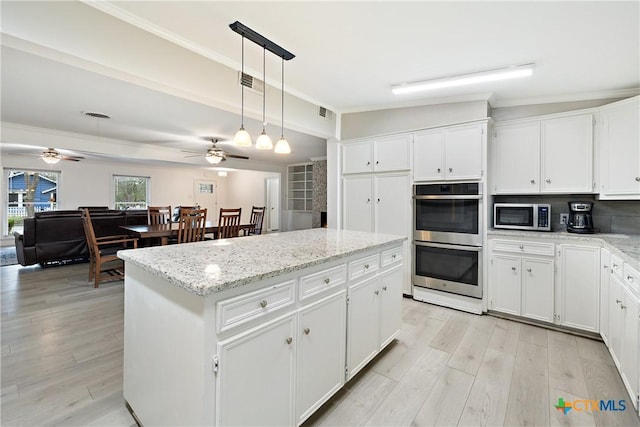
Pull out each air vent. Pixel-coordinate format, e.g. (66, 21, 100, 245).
(318, 106, 334, 119)
(238, 71, 264, 95)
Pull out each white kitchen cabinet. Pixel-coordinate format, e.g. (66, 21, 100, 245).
(608, 273, 625, 369)
(342, 175, 373, 232)
(493, 113, 594, 194)
(216, 313, 297, 427)
(598, 96, 640, 199)
(379, 265, 403, 348)
(600, 247, 611, 345)
(297, 290, 346, 424)
(489, 241, 554, 323)
(621, 284, 639, 410)
(342, 135, 410, 174)
(557, 244, 600, 333)
(413, 122, 484, 181)
(346, 275, 380, 378)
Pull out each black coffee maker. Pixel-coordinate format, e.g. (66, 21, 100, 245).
(567, 201, 595, 234)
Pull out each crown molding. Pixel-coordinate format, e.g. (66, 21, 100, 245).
(341, 92, 494, 115)
(490, 88, 640, 108)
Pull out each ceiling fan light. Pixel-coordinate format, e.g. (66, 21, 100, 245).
(42, 155, 61, 165)
(255, 130, 273, 150)
(233, 127, 252, 147)
(205, 153, 223, 164)
(274, 136, 291, 154)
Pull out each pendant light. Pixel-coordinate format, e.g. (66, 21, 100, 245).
(274, 55, 291, 154)
(255, 46, 273, 150)
(233, 36, 252, 147)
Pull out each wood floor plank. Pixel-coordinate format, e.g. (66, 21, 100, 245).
(366, 347, 450, 426)
(518, 323, 549, 347)
(547, 329, 589, 397)
(411, 366, 475, 427)
(575, 335, 615, 366)
(457, 348, 515, 427)
(487, 317, 521, 355)
(504, 340, 550, 426)
(429, 310, 473, 354)
(447, 314, 496, 375)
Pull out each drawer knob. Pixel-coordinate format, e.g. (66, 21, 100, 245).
(526, 268, 532, 273)
(635, 177, 640, 182)
(324, 278, 331, 284)
(616, 299, 622, 304)
(530, 179, 535, 184)
(259, 300, 268, 308)
(511, 267, 517, 271)
(603, 265, 608, 269)
(303, 328, 310, 335)
(519, 245, 524, 250)
(364, 264, 370, 269)
(286, 337, 293, 345)
(621, 304, 627, 310)
(546, 179, 551, 184)
(613, 263, 618, 268)
(382, 286, 388, 291)
(391, 254, 396, 259)
(367, 161, 370, 166)
(449, 167, 453, 173)
(627, 275, 634, 282)
(437, 168, 441, 173)
(376, 160, 379, 165)
(374, 290, 380, 295)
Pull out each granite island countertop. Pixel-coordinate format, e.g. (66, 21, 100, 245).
(118, 228, 406, 297)
(488, 229, 640, 271)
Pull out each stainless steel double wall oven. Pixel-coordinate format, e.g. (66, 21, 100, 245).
(413, 182, 483, 298)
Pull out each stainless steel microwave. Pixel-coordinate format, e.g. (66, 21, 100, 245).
(494, 203, 551, 231)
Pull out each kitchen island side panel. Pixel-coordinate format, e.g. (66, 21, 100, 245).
(123, 263, 211, 427)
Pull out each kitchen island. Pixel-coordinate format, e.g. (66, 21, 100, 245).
(118, 228, 406, 426)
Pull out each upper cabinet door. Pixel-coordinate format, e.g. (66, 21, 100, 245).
(599, 97, 640, 199)
(445, 123, 483, 181)
(342, 176, 373, 232)
(374, 135, 411, 172)
(343, 140, 373, 174)
(541, 113, 593, 193)
(413, 130, 444, 181)
(493, 122, 540, 194)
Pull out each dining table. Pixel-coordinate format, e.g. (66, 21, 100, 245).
(121, 221, 254, 246)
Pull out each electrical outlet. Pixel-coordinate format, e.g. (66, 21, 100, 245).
(560, 213, 569, 225)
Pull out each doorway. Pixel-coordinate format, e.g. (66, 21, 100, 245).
(265, 177, 280, 232)
(193, 180, 218, 220)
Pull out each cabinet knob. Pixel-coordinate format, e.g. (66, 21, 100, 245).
(511, 267, 517, 271)
(377, 198, 381, 203)
(635, 177, 640, 182)
(374, 290, 379, 295)
(546, 179, 551, 184)
(526, 268, 532, 272)
(391, 254, 396, 259)
(603, 265, 608, 269)
(303, 328, 310, 335)
(627, 275, 634, 282)
(382, 285, 388, 291)
(324, 278, 331, 284)
(449, 168, 453, 173)
(621, 304, 627, 310)
(519, 245, 524, 250)
(286, 337, 293, 344)
(530, 179, 536, 184)
(367, 161, 370, 166)
(616, 299, 622, 304)
(259, 300, 268, 308)
(367, 198, 371, 203)
(376, 161, 379, 165)
(613, 263, 618, 268)
(437, 168, 441, 173)
(364, 264, 369, 269)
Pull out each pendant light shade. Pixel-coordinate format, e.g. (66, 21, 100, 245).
(275, 55, 291, 154)
(256, 46, 273, 150)
(234, 36, 252, 147)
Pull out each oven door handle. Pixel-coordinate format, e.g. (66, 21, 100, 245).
(413, 195, 482, 200)
(413, 241, 483, 252)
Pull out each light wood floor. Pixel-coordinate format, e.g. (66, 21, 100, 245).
(2, 263, 639, 427)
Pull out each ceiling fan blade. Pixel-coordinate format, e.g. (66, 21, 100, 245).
(225, 154, 250, 160)
(60, 155, 84, 161)
(180, 149, 202, 155)
(183, 154, 203, 158)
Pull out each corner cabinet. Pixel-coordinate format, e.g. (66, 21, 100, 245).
(492, 112, 594, 194)
(413, 122, 485, 181)
(598, 96, 640, 199)
(342, 134, 411, 174)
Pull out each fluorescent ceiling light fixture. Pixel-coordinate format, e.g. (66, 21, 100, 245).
(392, 63, 535, 95)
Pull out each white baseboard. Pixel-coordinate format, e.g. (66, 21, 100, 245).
(412, 287, 483, 315)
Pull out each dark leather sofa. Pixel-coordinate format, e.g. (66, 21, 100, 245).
(14, 208, 147, 266)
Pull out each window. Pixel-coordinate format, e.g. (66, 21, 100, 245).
(4, 168, 60, 235)
(287, 163, 313, 211)
(113, 175, 150, 210)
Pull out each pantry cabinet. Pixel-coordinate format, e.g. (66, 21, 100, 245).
(598, 96, 640, 199)
(342, 135, 411, 174)
(492, 113, 594, 194)
(413, 122, 484, 181)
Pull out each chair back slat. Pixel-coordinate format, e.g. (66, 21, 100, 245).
(177, 207, 207, 243)
(148, 206, 172, 225)
(249, 206, 265, 235)
(218, 208, 241, 239)
(82, 208, 98, 257)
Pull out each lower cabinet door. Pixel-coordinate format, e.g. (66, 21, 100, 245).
(490, 254, 522, 316)
(621, 286, 639, 410)
(216, 313, 296, 427)
(297, 291, 346, 424)
(521, 257, 554, 323)
(559, 245, 600, 332)
(347, 276, 380, 379)
(608, 274, 625, 368)
(379, 266, 403, 348)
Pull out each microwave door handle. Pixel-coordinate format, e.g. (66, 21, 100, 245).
(414, 241, 482, 252)
(413, 195, 483, 200)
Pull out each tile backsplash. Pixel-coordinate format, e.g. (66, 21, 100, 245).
(492, 195, 640, 235)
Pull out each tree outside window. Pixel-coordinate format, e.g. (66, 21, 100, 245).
(114, 175, 149, 210)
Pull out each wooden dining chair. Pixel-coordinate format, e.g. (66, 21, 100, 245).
(176, 207, 207, 243)
(218, 208, 242, 239)
(247, 206, 265, 236)
(81, 209, 138, 288)
(148, 206, 172, 225)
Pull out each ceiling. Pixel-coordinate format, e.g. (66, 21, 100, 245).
(1, 1, 639, 170)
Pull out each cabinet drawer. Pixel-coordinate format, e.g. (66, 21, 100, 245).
(491, 239, 555, 256)
(216, 281, 295, 333)
(610, 253, 624, 278)
(348, 254, 380, 281)
(381, 246, 403, 269)
(299, 264, 347, 301)
(623, 264, 639, 295)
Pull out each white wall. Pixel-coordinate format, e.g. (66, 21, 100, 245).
(221, 170, 280, 225)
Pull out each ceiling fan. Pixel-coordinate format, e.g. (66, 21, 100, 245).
(183, 139, 250, 164)
(40, 147, 84, 164)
